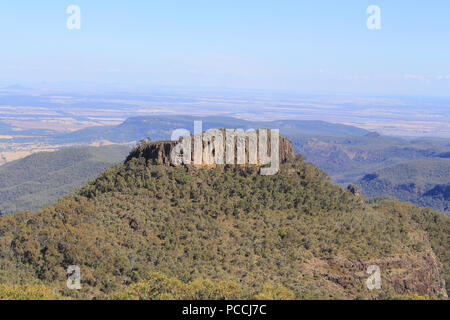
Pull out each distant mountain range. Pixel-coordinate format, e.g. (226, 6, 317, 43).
(48, 115, 370, 144)
(0, 145, 130, 214)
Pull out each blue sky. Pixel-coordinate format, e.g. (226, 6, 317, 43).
(1, 0, 450, 95)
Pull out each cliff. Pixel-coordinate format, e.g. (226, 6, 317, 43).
(125, 129, 295, 166)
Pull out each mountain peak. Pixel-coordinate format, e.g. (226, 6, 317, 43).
(125, 129, 295, 168)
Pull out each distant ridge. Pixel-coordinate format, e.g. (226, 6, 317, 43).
(1, 84, 29, 91)
(0, 145, 130, 214)
(357, 158, 450, 215)
(51, 115, 370, 144)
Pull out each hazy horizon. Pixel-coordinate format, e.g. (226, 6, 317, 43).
(1, 84, 449, 139)
(1, 1, 450, 96)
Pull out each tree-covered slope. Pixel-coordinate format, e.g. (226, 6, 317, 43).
(292, 133, 450, 186)
(357, 158, 450, 215)
(0, 143, 448, 299)
(0, 145, 130, 214)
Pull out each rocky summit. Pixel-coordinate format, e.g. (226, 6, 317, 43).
(125, 129, 295, 167)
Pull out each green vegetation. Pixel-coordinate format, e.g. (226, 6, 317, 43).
(0, 145, 130, 214)
(358, 158, 450, 215)
(0, 284, 68, 300)
(0, 143, 448, 300)
(108, 272, 294, 300)
(292, 133, 450, 186)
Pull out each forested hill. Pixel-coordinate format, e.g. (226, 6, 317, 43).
(0, 139, 448, 300)
(357, 158, 450, 215)
(0, 145, 130, 214)
(50, 115, 449, 191)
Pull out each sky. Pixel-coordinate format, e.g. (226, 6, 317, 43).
(1, 0, 450, 96)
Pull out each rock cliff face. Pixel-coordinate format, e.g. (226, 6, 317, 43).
(126, 130, 295, 166)
(126, 140, 178, 165)
(322, 252, 448, 298)
(347, 184, 362, 197)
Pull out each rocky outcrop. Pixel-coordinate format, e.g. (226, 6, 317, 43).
(126, 139, 178, 165)
(304, 251, 448, 299)
(126, 130, 295, 167)
(322, 252, 448, 298)
(347, 184, 362, 197)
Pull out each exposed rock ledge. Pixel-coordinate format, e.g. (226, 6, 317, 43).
(126, 129, 295, 166)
